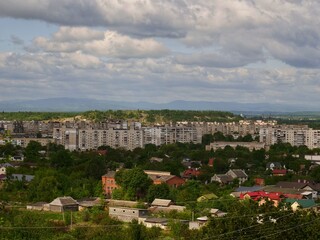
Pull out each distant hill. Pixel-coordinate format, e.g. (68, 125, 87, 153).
(0, 97, 318, 112)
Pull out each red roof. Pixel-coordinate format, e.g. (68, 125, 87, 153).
(272, 169, 287, 175)
(96, 150, 108, 156)
(183, 168, 201, 178)
(240, 191, 284, 201)
(208, 158, 214, 167)
(283, 194, 303, 199)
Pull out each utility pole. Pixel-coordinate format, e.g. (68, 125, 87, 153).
(70, 211, 73, 230)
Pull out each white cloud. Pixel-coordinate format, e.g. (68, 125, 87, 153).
(2, 0, 320, 67)
(0, 51, 319, 108)
(33, 27, 169, 58)
(1, 0, 320, 108)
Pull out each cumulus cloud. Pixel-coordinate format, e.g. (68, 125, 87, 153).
(1, 0, 320, 68)
(1, 0, 320, 108)
(33, 27, 169, 58)
(0, 50, 320, 108)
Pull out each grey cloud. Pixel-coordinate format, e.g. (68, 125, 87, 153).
(1, 51, 320, 108)
(175, 51, 265, 68)
(2, 1, 320, 67)
(0, 1, 190, 38)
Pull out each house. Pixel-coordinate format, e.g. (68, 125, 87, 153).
(240, 191, 284, 207)
(226, 169, 248, 184)
(181, 159, 202, 168)
(149, 198, 186, 213)
(304, 155, 320, 165)
(96, 149, 107, 156)
(109, 206, 149, 222)
(10, 174, 34, 182)
(208, 158, 214, 167)
(11, 155, 24, 161)
(0, 174, 6, 181)
(102, 171, 118, 197)
(189, 216, 209, 230)
(77, 197, 102, 211)
(272, 169, 287, 176)
(211, 169, 248, 185)
(182, 168, 201, 179)
(210, 208, 227, 217)
(266, 162, 282, 170)
(254, 178, 265, 186)
(275, 181, 319, 199)
(49, 196, 79, 212)
(235, 186, 264, 193)
(197, 193, 218, 202)
(285, 199, 318, 212)
(0, 163, 14, 175)
(150, 157, 163, 163)
(211, 174, 234, 185)
(145, 170, 185, 188)
(151, 198, 172, 207)
(107, 199, 148, 208)
(26, 202, 48, 211)
(141, 217, 168, 229)
(102, 170, 185, 196)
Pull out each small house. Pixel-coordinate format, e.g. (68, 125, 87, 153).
(142, 218, 168, 229)
(49, 196, 79, 212)
(109, 207, 149, 222)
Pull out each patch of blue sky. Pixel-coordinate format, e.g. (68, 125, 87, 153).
(0, 18, 58, 52)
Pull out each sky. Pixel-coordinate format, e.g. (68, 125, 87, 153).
(0, 0, 320, 108)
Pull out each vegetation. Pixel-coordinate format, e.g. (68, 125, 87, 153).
(0, 110, 242, 123)
(1, 136, 320, 239)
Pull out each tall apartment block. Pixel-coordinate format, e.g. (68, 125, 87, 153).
(259, 125, 320, 149)
(53, 121, 201, 151)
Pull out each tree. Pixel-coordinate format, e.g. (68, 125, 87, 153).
(146, 183, 171, 203)
(311, 165, 320, 183)
(50, 149, 73, 168)
(115, 168, 152, 200)
(202, 134, 214, 145)
(213, 132, 226, 141)
(24, 141, 42, 162)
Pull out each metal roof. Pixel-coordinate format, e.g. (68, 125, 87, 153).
(151, 198, 172, 207)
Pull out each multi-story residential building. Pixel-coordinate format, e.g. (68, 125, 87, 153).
(12, 137, 53, 148)
(143, 125, 200, 146)
(259, 125, 320, 149)
(206, 141, 266, 151)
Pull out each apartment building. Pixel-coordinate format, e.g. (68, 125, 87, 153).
(143, 125, 200, 146)
(259, 125, 320, 149)
(206, 141, 266, 151)
(178, 120, 276, 138)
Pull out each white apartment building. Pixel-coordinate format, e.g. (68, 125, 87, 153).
(259, 125, 320, 149)
(53, 123, 200, 151)
(54, 127, 144, 151)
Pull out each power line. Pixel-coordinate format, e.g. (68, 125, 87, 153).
(253, 217, 320, 240)
(201, 212, 296, 240)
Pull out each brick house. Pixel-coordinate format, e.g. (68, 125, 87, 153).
(145, 170, 185, 188)
(102, 170, 185, 195)
(102, 171, 118, 197)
